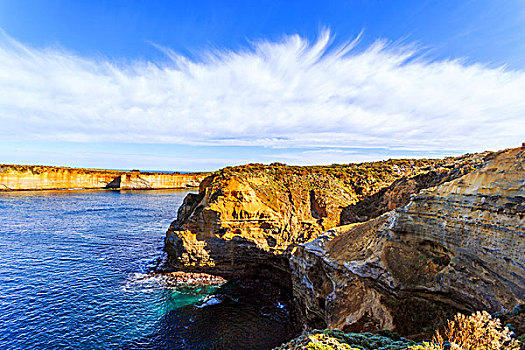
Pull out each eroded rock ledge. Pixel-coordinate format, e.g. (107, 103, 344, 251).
(160, 146, 524, 337)
(291, 146, 524, 337)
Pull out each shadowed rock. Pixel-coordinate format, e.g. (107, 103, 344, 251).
(291, 146, 525, 337)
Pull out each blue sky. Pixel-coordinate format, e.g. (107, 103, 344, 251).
(0, 1, 524, 171)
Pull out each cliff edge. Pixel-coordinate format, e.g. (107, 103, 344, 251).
(160, 146, 524, 337)
(290, 146, 524, 336)
(162, 153, 487, 277)
(162, 158, 460, 275)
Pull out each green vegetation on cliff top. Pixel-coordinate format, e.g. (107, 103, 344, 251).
(275, 329, 417, 350)
(205, 153, 488, 209)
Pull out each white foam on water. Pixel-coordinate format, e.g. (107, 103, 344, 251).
(195, 295, 222, 308)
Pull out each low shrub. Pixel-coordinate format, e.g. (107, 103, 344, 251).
(408, 311, 519, 350)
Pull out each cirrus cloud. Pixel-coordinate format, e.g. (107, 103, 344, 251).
(0, 29, 524, 155)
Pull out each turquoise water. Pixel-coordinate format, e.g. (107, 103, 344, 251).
(0, 190, 295, 349)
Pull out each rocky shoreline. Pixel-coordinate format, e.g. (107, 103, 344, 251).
(140, 271, 227, 286)
(157, 145, 525, 347)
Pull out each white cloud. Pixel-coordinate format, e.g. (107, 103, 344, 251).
(1, 29, 524, 154)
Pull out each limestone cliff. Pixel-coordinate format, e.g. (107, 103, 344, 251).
(0, 165, 206, 190)
(162, 155, 484, 277)
(340, 152, 489, 224)
(290, 146, 525, 337)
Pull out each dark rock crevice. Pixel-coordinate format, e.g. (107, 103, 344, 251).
(105, 176, 121, 189)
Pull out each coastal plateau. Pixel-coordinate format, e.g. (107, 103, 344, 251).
(160, 145, 525, 341)
(0, 164, 207, 190)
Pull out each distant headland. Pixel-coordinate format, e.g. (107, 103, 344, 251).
(0, 164, 208, 191)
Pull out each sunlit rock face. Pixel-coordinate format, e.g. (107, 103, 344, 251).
(162, 152, 489, 278)
(161, 159, 460, 277)
(0, 165, 205, 190)
(164, 172, 355, 277)
(290, 146, 525, 337)
(160, 146, 523, 337)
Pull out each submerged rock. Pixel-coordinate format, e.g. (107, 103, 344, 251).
(142, 271, 227, 286)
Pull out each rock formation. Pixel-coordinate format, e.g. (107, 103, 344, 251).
(162, 155, 486, 275)
(163, 159, 449, 275)
(290, 146, 524, 336)
(161, 145, 524, 338)
(0, 164, 206, 190)
(339, 152, 488, 224)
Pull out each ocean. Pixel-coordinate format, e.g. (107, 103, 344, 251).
(0, 189, 295, 350)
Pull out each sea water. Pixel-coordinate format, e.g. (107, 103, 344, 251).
(0, 190, 295, 350)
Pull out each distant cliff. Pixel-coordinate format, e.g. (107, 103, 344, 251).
(0, 164, 207, 190)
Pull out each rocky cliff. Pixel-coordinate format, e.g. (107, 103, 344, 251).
(339, 154, 488, 224)
(162, 154, 486, 278)
(290, 146, 524, 337)
(0, 165, 206, 190)
(161, 146, 524, 337)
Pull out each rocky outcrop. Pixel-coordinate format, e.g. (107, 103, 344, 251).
(290, 146, 525, 337)
(162, 159, 463, 276)
(160, 146, 523, 338)
(162, 154, 490, 277)
(0, 164, 206, 190)
(340, 152, 489, 224)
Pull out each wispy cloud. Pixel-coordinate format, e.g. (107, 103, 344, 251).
(1, 29, 524, 156)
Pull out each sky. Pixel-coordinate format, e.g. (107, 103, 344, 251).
(0, 1, 524, 171)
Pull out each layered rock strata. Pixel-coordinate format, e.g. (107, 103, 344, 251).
(161, 146, 523, 337)
(340, 152, 489, 224)
(165, 161, 417, 273)
(162, 155, 485, 278)
(290, 146, 525, 336)
(0, 165, 206, 190)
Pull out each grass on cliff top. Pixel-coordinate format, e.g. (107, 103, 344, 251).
(219, 158, 441, 175)
(217, 150, 489, 177)
(210, 154, 485, 202)
(0, 164, 125, 175)
(217, 159, 433, 186)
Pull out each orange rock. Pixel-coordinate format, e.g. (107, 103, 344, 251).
(0, 164, 207, 190)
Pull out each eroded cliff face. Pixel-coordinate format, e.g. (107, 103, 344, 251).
(162, 156, 484, 277)
(340, 152, 489, 224)
(290, 146, 525, 337)
(0, 165, 206, 190)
